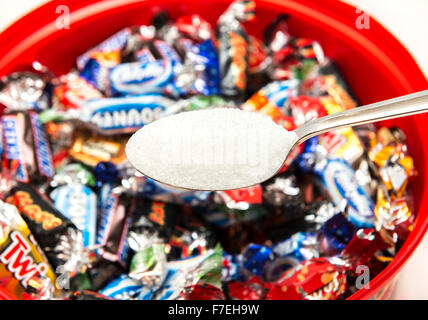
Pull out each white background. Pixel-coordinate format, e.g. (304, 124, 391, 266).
(1, 0, 428, 299)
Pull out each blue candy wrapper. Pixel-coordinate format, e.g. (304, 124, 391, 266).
(152, 40, 183, 73)
(50, 183, 97, 248)
(100, 274, 142, 300)
(263, 80, 299, 107)
(319, 212, 357, 255)
(296, 137, 318, 173)
(80, 94, 175, 134)
(77, 28, 130, 70)
(109, 60, 177, 96)
(242, 244, 274, 277)
(314, 157, 375, 228)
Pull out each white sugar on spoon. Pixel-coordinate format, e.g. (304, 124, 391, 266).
(126, 108, 298, 190)
(126, 90, 428, 191)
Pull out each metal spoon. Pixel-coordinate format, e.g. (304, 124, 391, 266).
(126, 90, 428, 191)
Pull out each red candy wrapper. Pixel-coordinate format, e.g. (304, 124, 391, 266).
(176, 14, 213, 41)
(340, 229, 391, 269)
(289, 96, 327, 127)
(227, 276, 265, 300)
(182, 284, 225, 300)
(267, 258, 346, 300)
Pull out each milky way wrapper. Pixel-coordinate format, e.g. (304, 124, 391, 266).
(0, 200, 56, 299)
(314, 158, 375, 228)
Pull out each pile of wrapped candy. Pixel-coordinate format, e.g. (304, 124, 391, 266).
(0, 0, 417, 300)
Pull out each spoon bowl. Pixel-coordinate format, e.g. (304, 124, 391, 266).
(126, 108, 298, 191)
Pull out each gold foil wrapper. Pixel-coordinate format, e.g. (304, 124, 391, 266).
(69, 132, 127, 167)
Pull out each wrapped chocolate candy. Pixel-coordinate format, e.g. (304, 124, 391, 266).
(0, 200, 57, 299)
(76, 28, 131, 71)
(153, 244, 222, 300)
(374, 188, 414, 243)
(217, 0, 255, 98)
(317, 97, 364, 165)
(50, 164, 98, 248)
(340, 228, 391, 270)
(241, 244, 274, 278)
(226, 276, 265, 300)
(175, 14, 213, 42)
(79, 94, 175, 135)
(267, 258, 347, 300)
(247, 36, 270, 76)
(318, 212, 357, 256)
(241, 79, 299, 113)
(369, 127, 416, 199)
(100, 274, 142, 300)
(182, 283, 225, 300)
(96, 186, 134, 267)
(314, 157, 375, 228)
(69, 131, 127, 167)
(0, 71, 51, 112)
(2, 110, 55, 184)
(175, 38, 221, 96)
(52, 73, 104, 111)
(129, 198, 180, 242)
(5, 184, 87, 276)
(129, 243, 167, 288)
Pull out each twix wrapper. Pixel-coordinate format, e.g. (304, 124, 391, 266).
(0, 200, 56, 299)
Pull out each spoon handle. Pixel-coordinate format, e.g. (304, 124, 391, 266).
(293, 89, 428, 143)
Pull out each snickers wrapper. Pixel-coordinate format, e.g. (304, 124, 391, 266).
(2, 110, 54, 184)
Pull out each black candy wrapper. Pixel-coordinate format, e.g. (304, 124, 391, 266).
(130, 198, 180, 241)
(96, 187, 134, 267)
(5, 183, 82, 271)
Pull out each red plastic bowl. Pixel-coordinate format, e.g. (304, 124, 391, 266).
(0, 0, 427, 300)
